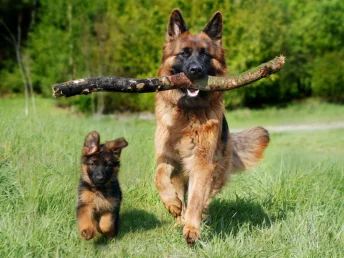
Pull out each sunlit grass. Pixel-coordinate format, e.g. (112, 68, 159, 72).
(226, 99, 344, 128)
(0, 98, 343, 257)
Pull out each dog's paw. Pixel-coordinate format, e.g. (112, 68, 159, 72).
(183, 225, 200, 244)
(167, 203, 182, 218)
(80, 227, 96, 240)
(174, 215, 185, 227)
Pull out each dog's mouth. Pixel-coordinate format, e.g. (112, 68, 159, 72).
(186, 89, 200, 97)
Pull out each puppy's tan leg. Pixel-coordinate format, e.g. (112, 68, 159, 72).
(77, 205, 96, 240)
(99, 212, 115, 237)
(155, 157, 184, 218)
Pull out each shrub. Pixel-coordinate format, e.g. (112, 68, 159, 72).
(311, 51, 344, 103)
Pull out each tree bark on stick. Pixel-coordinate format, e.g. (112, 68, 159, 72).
(52, 55, 285, 98)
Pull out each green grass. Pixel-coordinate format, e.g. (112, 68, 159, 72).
(0, 98, 343, 257)
(226, 99, 344, 128)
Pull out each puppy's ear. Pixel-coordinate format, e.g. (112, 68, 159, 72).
(83, 131, 100, 156)
(105, 138, 128, 158)
(202, 12, 223, 42)
(166, 9, 189, 42)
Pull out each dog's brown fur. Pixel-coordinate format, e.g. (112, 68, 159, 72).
(77, 131, 128, 240)
(155, 9, 269, 244)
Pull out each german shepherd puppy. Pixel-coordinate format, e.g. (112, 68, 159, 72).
(77, 131, 128, 240)
(155, 9, 270, 244)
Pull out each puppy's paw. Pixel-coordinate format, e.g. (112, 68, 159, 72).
(105, 230, 116, 238)
(183, 225, 200, 244)
(80, 227, 96, 240)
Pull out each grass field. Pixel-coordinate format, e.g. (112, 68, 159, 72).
(0, 98, 343, 257)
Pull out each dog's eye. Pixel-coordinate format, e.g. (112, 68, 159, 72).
(177, 51, 190, 58)
(182, 51, 190, 58)
(178, 48, 191, 58)
(200, 48, 211, 58)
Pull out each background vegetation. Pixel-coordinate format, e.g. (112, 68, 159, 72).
(1, 0, 343, 113)
(1, 2, 343, 256)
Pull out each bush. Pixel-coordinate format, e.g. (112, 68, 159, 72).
(311, 51, 344, 103)
(1, 1, 344, 112)
(0, 64, 24, 94)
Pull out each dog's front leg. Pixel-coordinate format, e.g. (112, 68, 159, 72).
(155, 156, 185, 218)
(182, 120, 219, 244)
(77, 204, 97, 240)
(98, 210, 120, 238)
(182, 161, 214, 244)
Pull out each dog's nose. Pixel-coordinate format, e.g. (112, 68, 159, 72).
(189, 65, 202, 76)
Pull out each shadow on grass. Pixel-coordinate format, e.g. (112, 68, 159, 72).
(94, 208, 161, 245)
(206, 197, 284, 239)
(120, 208, 162, 234)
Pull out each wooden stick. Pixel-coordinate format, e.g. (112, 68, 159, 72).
(52, 55, 285, 98)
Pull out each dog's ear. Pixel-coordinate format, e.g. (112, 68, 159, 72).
(202, 12, 223, 41)
(83, 131, 100, 156)
(166, 9, 189, 42)
(105, 138, 128, 158)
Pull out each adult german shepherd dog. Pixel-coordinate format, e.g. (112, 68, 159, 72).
(77, 131, 128, 240)
(155, 9, 270, 244)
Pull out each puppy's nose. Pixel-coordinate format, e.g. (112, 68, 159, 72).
(95, 174, 104, 180)
(189, 65, 202, 76)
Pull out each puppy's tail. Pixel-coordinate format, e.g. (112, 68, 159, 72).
(230, 126, 270, 172)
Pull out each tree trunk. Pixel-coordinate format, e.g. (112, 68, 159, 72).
(15, 14, 29, 116)
(23, 54, 36, 114)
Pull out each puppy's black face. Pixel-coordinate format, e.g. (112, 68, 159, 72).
(81, 131, 128, 188)
(83, 153, 119, 187)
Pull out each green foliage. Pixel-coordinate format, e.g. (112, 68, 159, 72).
(102, 93, 155, 113)
(0, 63, 23, 94)
(1, 0, 343, 111)
(311, 51, 344, 102)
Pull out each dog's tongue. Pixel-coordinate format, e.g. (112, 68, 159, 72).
(187, 89, 200, 97)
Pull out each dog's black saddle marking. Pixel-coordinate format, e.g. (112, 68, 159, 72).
(221, 115, 229, 145)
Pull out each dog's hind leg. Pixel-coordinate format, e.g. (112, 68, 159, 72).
(202, 169, 230, 218)
(155, 156, 184, 218)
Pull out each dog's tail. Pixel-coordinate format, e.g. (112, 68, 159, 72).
(230, 126, 270, 172)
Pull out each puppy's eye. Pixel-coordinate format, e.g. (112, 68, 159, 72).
(88, 162, 96, 168)
(106, 162, 114, 168)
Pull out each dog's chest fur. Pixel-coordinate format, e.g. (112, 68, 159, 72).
(155, 100, 228, 167)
